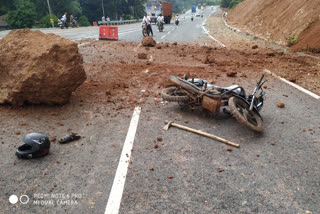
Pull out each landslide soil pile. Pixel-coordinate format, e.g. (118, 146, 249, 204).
(74, 40, 319, 111)
(0, 29, 86, 106)
(227, 0, 320, 52)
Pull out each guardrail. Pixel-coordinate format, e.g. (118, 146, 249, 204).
(98, 19, 142, 26)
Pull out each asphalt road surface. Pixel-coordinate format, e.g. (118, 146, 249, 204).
(0, 8, 217, 44)
(1, 6, 320, 214)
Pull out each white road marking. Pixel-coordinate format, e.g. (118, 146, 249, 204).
(161, 35, 166, 39)
(118, 29, 142, 35)
(105, 106, 141, 214)
(264, 69, 320, 100)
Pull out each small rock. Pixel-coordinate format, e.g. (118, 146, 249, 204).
(184, 120, 189, 123)
(252, 45, 258, 49)
(56, 161, 60, 164)
(226, 147, 232, 152)
(227, 71, 237, 77)
(157, 136, 163, 141)
(283, 94, 288, 97)
(50, 137, 56, 142)
(277, 102, 285, 108)
(280, 121, 284, 124)
(172, 42, 177, 45)
(256, 154, 260, 157)
(56, 122, 64, 126)
(263, 85, 267, 89)
(168, 176, 174, 179)
(149, 168, 154, 171)
(137, 53, 147, 59)
(105, 90, 111, 96)
(305, 170, 308, 173)
(154, 144, 158, 149)
(15, 131, 21, 135)
(271, 142, 276, 145)
(218, 169, 224, 173)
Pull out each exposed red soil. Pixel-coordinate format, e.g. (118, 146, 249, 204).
(227, 0, 320, 52)
(291, 18, 320, 53)
(73, 40, 319, 110)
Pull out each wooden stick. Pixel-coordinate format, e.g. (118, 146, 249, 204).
(172, 123, 240, 148)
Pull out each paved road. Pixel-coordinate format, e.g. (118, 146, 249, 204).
(1, 6, 320, 214)
(0, 8, 218, 44)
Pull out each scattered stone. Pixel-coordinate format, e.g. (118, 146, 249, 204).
(184, 120, 189, 123)
(280, 121, 284, 124)
(50, 137, 56, 142)
(218, 169, 224, 173)
(271, 142, 276, 145)
(137, 53, 147, 59)
(156, 45, 162, 49)
(157, 136, 163, 141)
(263, 85, 267, 89)
(252, 45, 258, 49)
(154, 144, 158, 149)
(277, 102, 285, 108)
(168, 176, 174, 179)
(172, 42, 177, 45)
(226, 147, 232, 152)
(105, 90, 111, 96)
(56, 161, 60, 164)
(305, 170, 309, 173)
(149, 168, 154, 171)
(228, 163, 231, 166)
(56, 122, 64, 126)
(15, 131, 21, 135)
(266, 52, 275, 57)
(227, 71, 237, 77)
(288, 77, 296, 83)
(141, 37, 156, 47)
(256, 154, 260, 157)
(283, 94, 288, 97)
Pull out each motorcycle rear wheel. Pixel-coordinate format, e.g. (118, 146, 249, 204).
(228, 97, 263, 133)
(161, 87, 189, 102)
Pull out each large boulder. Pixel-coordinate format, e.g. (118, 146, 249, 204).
(0, 29, 86, 106)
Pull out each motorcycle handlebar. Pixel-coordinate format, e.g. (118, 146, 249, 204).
(257, 74, 265, 86)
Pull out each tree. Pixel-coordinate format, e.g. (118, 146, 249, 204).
(7, 0, 36, 29)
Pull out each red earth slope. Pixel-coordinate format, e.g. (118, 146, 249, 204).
(227, 0, 320, 52)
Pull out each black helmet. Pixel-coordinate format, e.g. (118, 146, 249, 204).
(16, 133, 50, 159)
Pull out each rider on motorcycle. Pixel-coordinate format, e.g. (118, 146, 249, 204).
(61, 12, 67, 28)
(143, 13, 153, 37)
(157, 14, 164, 31)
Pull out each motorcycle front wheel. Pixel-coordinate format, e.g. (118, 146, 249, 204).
(228, 97, 263, 133)
(161, 87, 189, 103)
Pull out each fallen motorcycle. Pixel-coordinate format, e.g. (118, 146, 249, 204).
(161, 74, 267, 132)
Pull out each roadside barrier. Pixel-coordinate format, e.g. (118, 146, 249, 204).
(97, 19, 142, 26)
(99, 26, 118, 40)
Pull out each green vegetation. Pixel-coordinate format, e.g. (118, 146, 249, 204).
(78, 16, 90, 26)
(0, 0, 223, 29)
(7, 0, 37, 29)
(38, 14, 58, 28)
(286, 36, 298, 47)
(221, 0, 244, 8)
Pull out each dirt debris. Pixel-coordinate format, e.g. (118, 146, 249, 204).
(137, 53, 147, 59)
(277, 102, 285, 108)
(141, 37, 156, 47)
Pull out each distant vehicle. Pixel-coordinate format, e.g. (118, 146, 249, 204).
(145, 1, 172, 24)
(191, 5, 196, 13)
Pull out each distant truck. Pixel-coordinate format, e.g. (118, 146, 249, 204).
(145, 1, 172, 24)
(191, 5, 196, 13)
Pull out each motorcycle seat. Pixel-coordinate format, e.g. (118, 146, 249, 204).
(221, 85, 240, 91)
